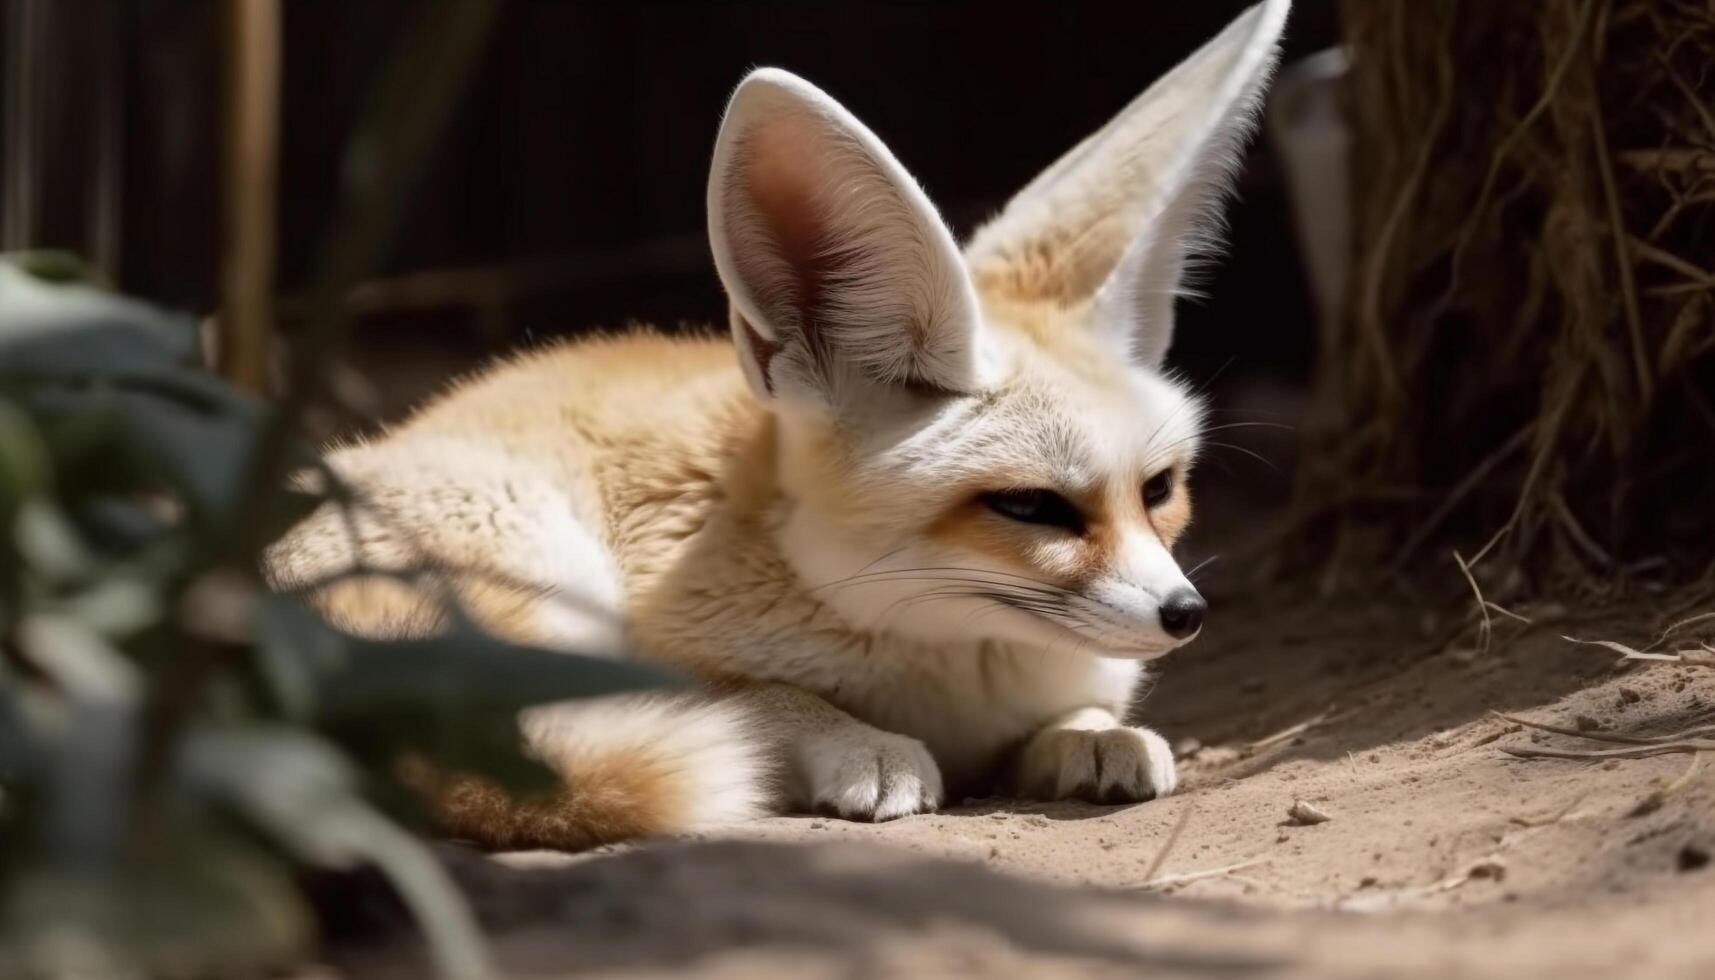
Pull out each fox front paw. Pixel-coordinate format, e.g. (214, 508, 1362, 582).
(796, 730, 943, 822)
(1016, 724, 1177, 804)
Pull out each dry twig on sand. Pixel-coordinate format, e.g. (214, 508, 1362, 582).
(1132, 804, 1273, 892)
(1136, 858, 1273, 892)
(1504, 741, 1715, 761)
(1560, 633, 1715, 666)
(1495, 710, 1715, 760)
(1139, 803, 1196, 884)
(1249, 711, 1334, 752)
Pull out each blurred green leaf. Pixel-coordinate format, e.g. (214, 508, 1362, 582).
(16, 614, 141, 705)
(12, 616, 140, 864)
(6, 250, 106, 285)
(0, 398, 50, 505)
(338, 617, 683, 714)
(177, 725, 368, 867)
(254, 593, 345, 724)
(0, 829, 311, 979)
(0, 666, 27, 779)
(179, 725, 492, 980)
(58, 575, 161, 639)
(111, 390, 256, 521)
(14, 498, 96, 583)
(24, 384, 259, 522)
(0, 262, 195, 376)
(69, 498, 173, 555)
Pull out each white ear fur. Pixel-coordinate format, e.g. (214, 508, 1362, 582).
(964, 0, 1290, 369)
(707, 68, 983, 408)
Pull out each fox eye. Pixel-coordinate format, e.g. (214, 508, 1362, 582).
(980, 489, 1086, 534)
(1143, 469, 1175, 509)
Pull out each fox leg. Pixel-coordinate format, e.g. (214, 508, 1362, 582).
(1013, 707, 1177, 804)
(737, 683, 943, 822)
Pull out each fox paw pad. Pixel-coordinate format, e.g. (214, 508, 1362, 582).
(1017, 725, 1177, 804)
(798, 731, 944, 822)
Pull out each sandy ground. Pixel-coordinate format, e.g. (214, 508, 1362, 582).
(316, 585, 1715, 979)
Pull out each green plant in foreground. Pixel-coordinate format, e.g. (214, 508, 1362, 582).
(0, 256, 676, 979)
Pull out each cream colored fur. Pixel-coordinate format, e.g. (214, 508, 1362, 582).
(265, 0, 1290, 848)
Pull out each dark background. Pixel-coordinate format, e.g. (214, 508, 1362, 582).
(5, 0, 1338, 451)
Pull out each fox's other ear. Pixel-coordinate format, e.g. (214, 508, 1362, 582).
(964, 0, 1290, 369)
(708, 68, 983, 409)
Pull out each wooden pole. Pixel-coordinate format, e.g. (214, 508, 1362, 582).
(218, 0, 279, 393)
(1, 0, 40, 251)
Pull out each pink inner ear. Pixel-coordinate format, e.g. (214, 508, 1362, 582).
(745, 115, 829, 270)
(716, 87, 975, 397)
(732, 113, 848, 363)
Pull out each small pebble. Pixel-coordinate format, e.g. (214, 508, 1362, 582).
(1468, 857, 1507, 881)
(1287, 800, 1332, 825)
(1679, 843, 1710, 872)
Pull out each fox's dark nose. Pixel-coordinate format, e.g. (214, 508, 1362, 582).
(1158, 588, 1206, 639)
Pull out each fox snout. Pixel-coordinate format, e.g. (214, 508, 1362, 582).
(1081, 575, 1207, 656)
(1157, 587, 1207, 639)
(1069, 524, 1208, 655)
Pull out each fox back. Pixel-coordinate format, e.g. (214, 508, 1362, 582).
(267, 0, 1291, 848)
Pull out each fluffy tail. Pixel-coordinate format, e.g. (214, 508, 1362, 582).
(273, 572, 775, 851)
(415, 693, 776, 851)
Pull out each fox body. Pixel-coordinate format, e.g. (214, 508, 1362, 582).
(267, 0, 1290, 848)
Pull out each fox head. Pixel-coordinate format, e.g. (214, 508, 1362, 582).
(708, 0, 1289, 660)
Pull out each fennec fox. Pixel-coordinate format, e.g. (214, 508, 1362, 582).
(268, 0, 1291, 848)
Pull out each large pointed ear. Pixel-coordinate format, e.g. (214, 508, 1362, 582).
(964, 0, 1290, 369)
(708, 69, 984, 409)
